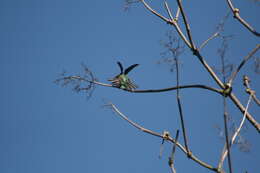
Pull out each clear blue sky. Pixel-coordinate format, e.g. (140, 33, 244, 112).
(1, 0, 259, 173)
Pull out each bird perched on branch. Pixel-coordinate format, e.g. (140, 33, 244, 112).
(108, 61, 139, 91)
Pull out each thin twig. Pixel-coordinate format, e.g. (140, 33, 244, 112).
(252, 94, 260, 106)
(132, 85, 223, 95)
(199, 32, 220, 51)
(193, 52, 259, 132)
(218, 94, 252, 170)
(220, 45, 233, 173)
(229, 93, 260, 132)
(164, 1, 174, 21)
(170, 162, 176, 173)
(225, 0, 260, 36)
(175, 57, 190, 157)
(231, 95, 252, 145)
(243, 75, 260, 107)
(175, 0, 181, 21)
(141, 0, 191, 48)
(64, 76, 223, 95)
(223, 100, 233, 173)
(172, 0, 227, 89)
(140, 0, 260, 132)
(108, 103, 218, 172)
(169, 130, 180, 173)
(176, 0, 196, 50)
(228, 44, 260, 85)
(176, 0, 259, 131)
(197, 52, 226, 89)
(141, 0, 170, 24)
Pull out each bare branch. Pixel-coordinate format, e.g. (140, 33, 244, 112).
(231, 96, 252, 147)
(108, 103, 218, 172)
(140, 0, 191, 48)
(175, 57, 191, 157)
(141, 0, 170, 24)
(176, 0, 196, 50)
(243, 75, 260, 106)
(199, 32, 220, 51)
(228, 44, 260, 85)
(229, 93, 260, 132)
(139, 0, 260, 131)
(218, 94, 252, 170)
(54, 64, 98, 99)
(199, 12, 230, 51)
(169, 130, 180, 173)
(254, 57, 260, 74)
(164, 1, 174, 21)
(223, 99, 233, 173)
(56, 71, 223, 96)
(225, 0, 260, 36)
(131, 85, 223, 95)
(175, 0, 181, 21)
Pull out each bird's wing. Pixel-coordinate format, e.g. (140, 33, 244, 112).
(117, 61, 124, 74)
(124, 64, 139, 75)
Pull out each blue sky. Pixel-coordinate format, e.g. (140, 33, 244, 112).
(1, 0, 259, 173)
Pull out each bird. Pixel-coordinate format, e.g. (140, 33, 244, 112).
(108, 61, 139, 91)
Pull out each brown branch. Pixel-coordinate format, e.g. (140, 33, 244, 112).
(175, 0, 181, 21)
(67, 76, 112, 87)
(58, 75, 226, 97)
(169, 130, 180, 173)
(66, 75, 223, 94)
(225, 0, 260, 37)
(173, 1, 260, 131)
(228, 44, 260, 85)
(196, 52, 226, 89)
(218, 94, 252, 170)
(176, 0, 196, 50)
(189, 52, 259, 132)
(141, 0, 170, 23)
(175, 57, 191, 157)
(141, 0, 191, 48)
(252, 94, 260, 106)
(175, 0, 226, 89)
(229, 93, 260, 132)
(199, 32, 220, 51)
(164, 1, 174, 21)
(132, 85, 223, 94)
(139, 0, 260, 132)
(243, 75, 260, 106)
(222, 99, 233, 173)
(108, 103, 218, 172)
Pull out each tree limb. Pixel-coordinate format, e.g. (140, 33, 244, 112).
(108, 103, 218, 172)
(225, 0, 260, 36)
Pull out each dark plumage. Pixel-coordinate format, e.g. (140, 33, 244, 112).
(108, 61, 139, 90)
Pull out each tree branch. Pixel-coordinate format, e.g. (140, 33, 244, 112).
(199, 32, 220, 51)
(141, 0, 192, 48)
(164, 1, 174, 21)
(229, 93, 260, 132)
(108, 103, 218, 172)
(60, 75, 224, 95)
(176, 0, 196, 50)
(243, 75, 260, 106)
(218, 94, 252, 170)
(225, 0, 260, 36)
(174, 57, 191, 157)
(222, 99, 233, 173)
(228, 44, 260, 85)
(169, 130, 180, 173)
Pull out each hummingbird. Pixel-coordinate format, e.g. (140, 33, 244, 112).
(108, 61, 139, 91)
